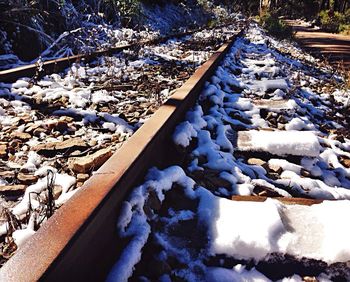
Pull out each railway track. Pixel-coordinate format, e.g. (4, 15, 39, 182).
(0, 21, 350, 281)
(0, 21, 238, 83)
(0, 25, 246, 282)
(0, 19, 247, 268)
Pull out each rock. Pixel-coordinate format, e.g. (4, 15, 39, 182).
(0, 171, 15, 180)
(88, 139, 98, 147)
(53, 185, 62, 200)
(33, 138, 88, 155)
(0, 144, 7, 158)
(277, 115, 288, 124)
(143, 108, 154, 116)
(45, 120, 69, 133)
(8, 139, 21, 152)
(10, 132, 31, 141)
(301, 169, 311, 177)
(267, 163, 283, 174)
(69, 147, 113, 173)
(0, 185, 26, 195)
(247, 158, 266, 167)
(77, 173, 89, 181)
(17, 173, 38, 185)
(33, 127, 48, 137)
(59, 116, 74, 123)
(341, 157, 350, 168)
(253, 184, 283, 197)
(25, 123, 41, 133)
(190, 169, 232, 190)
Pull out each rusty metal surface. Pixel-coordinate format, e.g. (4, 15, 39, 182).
(0, 29, 245, 282)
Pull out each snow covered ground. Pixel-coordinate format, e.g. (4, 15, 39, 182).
(109, 23, 350, 281)
(0, 22, 244, 265)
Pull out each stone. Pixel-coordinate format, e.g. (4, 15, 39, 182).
(10, 132, 31, 141)
(77, 173, 89, 181)
(33, 138, 88, 154)
(69, 147, 113, 173)
(25, 123, 41, 133)
(33, 127, 49, 137)
(277, 115, 288, 123)
(341, 157, 350, 168)
(59, 116, 74, 123)
(17, 173, 38, 185)
(267, 163, 283, 174)
(0, 185, 26, 194)
(53, 185, 62, 200)
(0, 171, 15, 180)
(45, 120, 69, 133)
(0, 144, 7, 158)
(300, 169, 311, 177)
(247, 158, 266, 167)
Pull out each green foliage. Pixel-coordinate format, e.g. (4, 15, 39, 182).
(259, 12, 293, 39)
(339, 23, 350, 35)
(318, 9, 346, 32)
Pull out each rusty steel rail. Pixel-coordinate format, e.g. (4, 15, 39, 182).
(0, 28, 246, 281)
(0, 21, 240, 83)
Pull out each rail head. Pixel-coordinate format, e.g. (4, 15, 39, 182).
(0, 29, 245, 282)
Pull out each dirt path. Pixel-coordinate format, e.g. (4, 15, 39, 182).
(285, 19, 350, 70)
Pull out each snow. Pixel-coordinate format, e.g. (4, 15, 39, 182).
(206, 265, 270, 282)
(107, 166, 196, 282)
(251, 79, 289, 93)
(108, 21, 350, 280)
(173, 121, 197, 147)
(12, 172, 76, 217)
(199, 190, 350, 264)
(237, 130, 321, 157)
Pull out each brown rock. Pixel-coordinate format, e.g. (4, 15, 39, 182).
(33, 138, 88, 154)
(0, 171, 15, 180)
(0, 144, 7, 158)
(247, 158, 266, 167)
(341, 157, 350, 168)
(143, 108, 154, 116)
(277, 115, 287, 124)
(10, 132, 31, 141)
(17, 173, 38, 185)
(33, 127, 48, 136)
(8, 139, 21, 152)
(69, 147, 113, 173)
(300, 169, 311, 177)
(25, 123, 40, 133)
(53, 185, 62, 200)
(77, 173, 89, 181)
(45, 120, 69, 133)
(59, 116, 74, 123)
(0, 185, 26, 194)
(267, 163, 283, 174)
